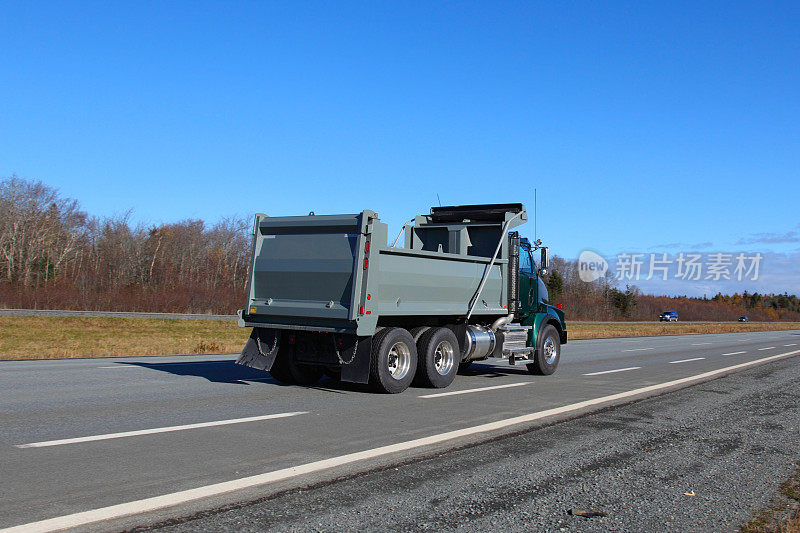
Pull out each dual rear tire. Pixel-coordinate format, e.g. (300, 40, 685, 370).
(369, 326, 460, 393)
(269, 343, 324, 386)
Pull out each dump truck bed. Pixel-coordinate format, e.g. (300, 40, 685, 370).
(239, 209, 515, 336)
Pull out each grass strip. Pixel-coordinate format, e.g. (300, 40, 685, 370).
(1, 317, 799, 360)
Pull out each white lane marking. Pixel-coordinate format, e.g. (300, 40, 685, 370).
(15, 412, 307, 449)
(7, 349, 800, 533)
(97, 365, 138, 369)
(583, 367, 641, 376)
(722, 351, 746, 356)
(785, 344, 798, 347)
(419, 382, 530, 398)
(758, 347, 776, 351)
(622, 348, 654, 352)
(669, 357, 705, 364)
(691, 342, 712, 346)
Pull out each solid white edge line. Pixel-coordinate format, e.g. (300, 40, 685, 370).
(669, 357, 705, 364)
(419, 382, 530, 398)
(5, 349, 800, 533)
(758, 347, 776, 351)
(15, 412, 308, 449)
(582, 366, 641, 376)
(722, 351, 746, 356)
(622, 348, 654, 352)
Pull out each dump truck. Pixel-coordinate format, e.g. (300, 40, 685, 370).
(236, 203, 567, 393)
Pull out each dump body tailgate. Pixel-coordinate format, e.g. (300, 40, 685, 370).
(242, 211, 374, 332)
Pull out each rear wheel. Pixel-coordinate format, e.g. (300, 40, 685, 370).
(270, 342, 323, 386)
(409, 326, 430, 343)
(288, 359, 324, 386)
(269, 343, 296, 384)
(414, 327, 459, 388)
(527, 324, 560, 375)
(369, 327, 418, 394)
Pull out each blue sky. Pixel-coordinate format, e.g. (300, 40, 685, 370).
(2, 2, 799, 295)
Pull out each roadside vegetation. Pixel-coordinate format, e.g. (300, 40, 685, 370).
(543, 257, 800, 322)
(741, 461, 800, 532)
(0, 317, 249, 360)
(1, 175, 799, 322)
(2, 317, 799, 360)
(571, 321, 800, 340)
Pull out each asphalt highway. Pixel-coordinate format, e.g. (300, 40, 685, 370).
(1, 330, 799, 531)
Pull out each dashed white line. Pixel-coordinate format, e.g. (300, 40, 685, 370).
(10, 349, 800, 533)
(15, 412, 308, 449)
(785, 344, 798, 347)
(722, 351, 746, 356)
(758, 347, 776, 351)
(583, 367, 641, 376)
(669, 357, 705, 364)
(419, 382, 530, 398)
(622, 348, 654, 352)
(690, 342, 712, 346)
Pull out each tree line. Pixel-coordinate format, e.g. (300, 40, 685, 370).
(2, 174, 798, 320)
(0, 175, 250, 313)
(542, 257, 800, 322)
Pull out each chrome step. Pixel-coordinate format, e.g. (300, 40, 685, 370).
(500, 323, 532, 355)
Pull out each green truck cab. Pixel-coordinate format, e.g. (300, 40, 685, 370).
(237, 203, 567, 393)
(517, 238, 568, 372)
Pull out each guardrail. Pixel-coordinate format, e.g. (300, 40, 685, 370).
(0, 309, 760, 324)
(0, 309, 237, 321)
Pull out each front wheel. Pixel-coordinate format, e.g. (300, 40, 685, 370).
(527, 324, 560, 375)
(369, 328, 418, 394)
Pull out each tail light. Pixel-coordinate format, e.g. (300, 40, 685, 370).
(556, 304, 564, 310)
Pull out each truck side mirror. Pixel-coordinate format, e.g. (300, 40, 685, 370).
(539, 247, 549, 275)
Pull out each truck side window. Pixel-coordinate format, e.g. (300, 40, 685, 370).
(519, 248, 534, 275)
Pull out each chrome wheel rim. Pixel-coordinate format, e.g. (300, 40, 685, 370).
(433, 341, 455, 376)
(543, 337, 558, 365)
(387, 341, 411, 380)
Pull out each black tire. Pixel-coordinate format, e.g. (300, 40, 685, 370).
(527, 324, 560, 375)
(322, 367, 341, 381)
(409, 326, 430, 343)
(369, 327, 418, 394)
(268, 343, 296, 384)
(270, 342, 323, 386)
(414, 327, 460, 388)
(288, 359, 324, 386)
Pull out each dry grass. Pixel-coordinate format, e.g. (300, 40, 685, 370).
(741, 461, 800, 532)
(0, 317, 250, 360)
(1, 317, 799, 361)
(569, 322, 800, 340)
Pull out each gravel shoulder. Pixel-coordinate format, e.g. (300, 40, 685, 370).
(145, 357, 800, 532)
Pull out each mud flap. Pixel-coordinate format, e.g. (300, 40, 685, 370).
(340, 335, 371, 384)
(236, 328, 280, 371)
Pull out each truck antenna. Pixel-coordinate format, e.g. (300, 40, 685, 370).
(436, 193, 442, 207)
(534, 188, 537, 242)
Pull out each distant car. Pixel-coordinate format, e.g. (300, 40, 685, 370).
(738, 316, 749, 322)
(659, 311, 678, 322)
